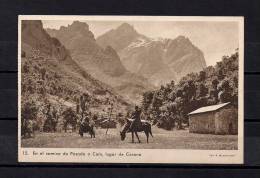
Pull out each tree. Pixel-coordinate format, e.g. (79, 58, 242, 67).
(21, 101, 38, 137)
(218, 79, 232, 103)
(151, 91, 163, 112)
(207, 78, 219, 105)
(232, 76, 238, 106)
(23, 62, 29, 73)
(199, 71, 206, 81)
(166, 102, 178, 129)
(51, 106, 58, 132)
(175, 96, 184, 129)
(183, 80, 196, 102)
(21, 50, 26, 58)
(217, 69, 225, 80)
(167, 91, 176, 102)
(62, 107, 77, 132)
(197, 83, 208, 98)
(43, 104, 58, 132)
(142, 91, 154, 112)
(40, 67, 46, 80)
(106, 102, 114, 134)
(79, 93, 90, 121)
(170, 80, 175, 90)
(139, 51, 238, 131)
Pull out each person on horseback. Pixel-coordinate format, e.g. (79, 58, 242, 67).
(121, 106, 153, 143)
(79, 111, 95, 138)
(81, 112, 90, 126)
(129, 106, 142, 131)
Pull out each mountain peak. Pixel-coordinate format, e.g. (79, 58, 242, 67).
(104, 45, 118, 56)
(22, 20, 71, 61)
(175, 35, 190, 42)
(96, 22, 141, 51)
(22, 20, 43, 30)
(170, 35, 197, 50)
(115, 23, 139, 36)
(65, 21, 90, 32)
(47, 21, 95, 41)
(117, 23, 135, 31)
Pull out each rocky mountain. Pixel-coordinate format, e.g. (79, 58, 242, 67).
(46, 21, 126, 77)
(46, 21, 154, 103)
(96, 23, 148, 51)
(22, 20, 70, 61)
(21, 20, 129, 118)
(97, 23, 207, 86)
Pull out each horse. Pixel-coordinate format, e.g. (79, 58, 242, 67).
(79, 122, 95, 138)
(120, 119, 153, 143)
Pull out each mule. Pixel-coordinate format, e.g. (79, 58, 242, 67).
(79, 122, 95, 138)
(120, 119, 153, 143)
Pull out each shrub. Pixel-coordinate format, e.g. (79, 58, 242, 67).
(21, 101, 38, 137)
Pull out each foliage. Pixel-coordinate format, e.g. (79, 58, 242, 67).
(21, 48, 125, 134)
(43, 104, 59, 132)
(141, 51, 239, 130)
(21, 101, 38, 137)
(62, 107, 77, 132)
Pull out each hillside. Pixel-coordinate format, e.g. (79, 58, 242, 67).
(21, 20, 129, 131)
(97, 23, 207, 86)
(141, 51, 239, 130)
(46, 21, 154, 104)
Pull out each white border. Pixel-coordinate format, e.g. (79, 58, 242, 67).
(18, 15, 244, 164)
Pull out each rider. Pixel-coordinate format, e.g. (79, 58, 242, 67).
(82, 112, 95, 126)
(81, 112, 90, 126)
(129, 106, 142, 131)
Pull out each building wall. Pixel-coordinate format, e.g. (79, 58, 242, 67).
(215, 106, 238, 135)
(189, 112, 215, 134)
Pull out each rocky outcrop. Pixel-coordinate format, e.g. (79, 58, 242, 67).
(22, 20, 70, 61)
(46, 21, 154, 104)
(162, 36, 206, 77)
(96, 23, 145, 51)
(46, 21, 126, 77)
(21, 20, 129, 113)
(97, 23, 207, 86)
(46, 21, 99, 55)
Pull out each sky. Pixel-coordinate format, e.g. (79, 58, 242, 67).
(43, 20, 239, 66)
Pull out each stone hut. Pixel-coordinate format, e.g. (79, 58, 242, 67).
(188, 102, 238, 135)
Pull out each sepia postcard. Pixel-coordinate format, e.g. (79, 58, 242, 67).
(18, 15, 244, 164)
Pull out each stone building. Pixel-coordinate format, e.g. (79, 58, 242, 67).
(188, 102, 238, 135)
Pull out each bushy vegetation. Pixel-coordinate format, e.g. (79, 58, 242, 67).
(21, 45, 239, 134)
(21, 48, 127, 136)
(141, 51, 239, 130)
(21, 100, 38, 137)
(62, 107, 77, 132)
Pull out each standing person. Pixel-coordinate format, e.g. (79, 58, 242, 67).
(129, 106, 142, 131)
